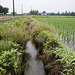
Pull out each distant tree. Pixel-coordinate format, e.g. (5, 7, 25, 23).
(61, 12, 64, 16)
(36, 10, 75, 16)
(68, 11, 71, 16)
(0, 5, 3, 13)
(3, 7, 9, 14)
(0, 5, 9, 15)
(50, 12, 55, 15)
(71, 12, 75, 16)
(43, 11, 46, 13)
(47, 13, 50, 15)
(57, 12, 60, 15)
(38, 13, 41, 15)
(30, 10, 39, 15)
(65, 11, 68, 16)
(11, 12, 17, 15)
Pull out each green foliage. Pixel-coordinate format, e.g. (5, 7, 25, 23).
(0, 5, 9, 14)
(0, 40, 13, 52)
(0, 47, 23, 75)
(2, 7, 9, 14)
(0, 67, 6, 75)
(0, 5, 3, 13)
(0, 17, 32, 74)
(30, 10, 39, 15)
(54, 47, 75, 75)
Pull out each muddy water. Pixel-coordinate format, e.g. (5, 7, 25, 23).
(25, 40, 45, 75)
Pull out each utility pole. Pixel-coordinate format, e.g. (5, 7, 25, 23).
(21, 4, 23, 14)
(13, 0, 15, 16)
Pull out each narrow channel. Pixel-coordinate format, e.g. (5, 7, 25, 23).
(24, 40, 45, 75)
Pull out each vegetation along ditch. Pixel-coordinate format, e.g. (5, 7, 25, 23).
(0, 16, 75, 75)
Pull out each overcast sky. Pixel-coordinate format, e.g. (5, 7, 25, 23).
(0, 0, 75, 14)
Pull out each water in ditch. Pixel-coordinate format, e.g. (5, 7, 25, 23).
(24, 40, 45, 75)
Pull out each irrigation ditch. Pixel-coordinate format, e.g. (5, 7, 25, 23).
(0, 16, 75, 75)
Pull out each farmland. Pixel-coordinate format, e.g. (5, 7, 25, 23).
(0, 16, 75, 75)
(33, 16, 75, 50)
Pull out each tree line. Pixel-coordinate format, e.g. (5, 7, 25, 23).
(29, 10, 75, 16)
(47, 11, 75, 16)
(0, 5, 9, 15)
